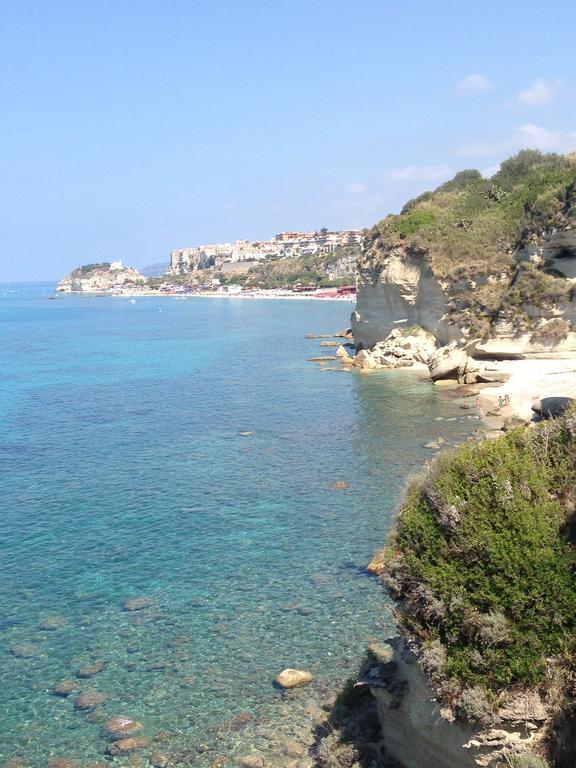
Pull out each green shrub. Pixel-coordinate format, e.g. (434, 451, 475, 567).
(386, 414, 576, 690)
(393, 209, 438, 238)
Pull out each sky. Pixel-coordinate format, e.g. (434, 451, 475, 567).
(1, 0, 576, 281)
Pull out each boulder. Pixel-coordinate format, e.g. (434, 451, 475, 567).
(532, 396, 574, 419)
(105, 737, 150, 756)
(76, 661, 105, 678)
(457, 357, 482, 384)
(284, 741, 305, 758)
(275, 669, 313, 688)
(366, 548, 387, 576)
(52, 680, 79, 697)
(352, 349, 379, 369)
(475, 370, 510, 384)
(335, 345, 352, 361)
(74, 690, 109, 710)
(502, 416, 528, 432)
(372, 327, 437, 367)
(149, 753, 169, 768)
(10, 643, 41, 659)
(238, 756, 265, 768)
(428, 343, 469, 382)
(433, 379, 459, 388)
(102, 716, 143, 740)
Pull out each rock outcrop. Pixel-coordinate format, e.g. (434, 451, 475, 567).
(57, 263, 145, 293)
(351, 152, 576, 361)
(352, 249, 459, 350)
(367, 637, 552, 768)
(348, 327, 437, 371)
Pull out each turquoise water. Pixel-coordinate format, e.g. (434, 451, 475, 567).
(0, 285, 477, 766)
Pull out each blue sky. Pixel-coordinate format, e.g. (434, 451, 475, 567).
(1, 0, 576, 280)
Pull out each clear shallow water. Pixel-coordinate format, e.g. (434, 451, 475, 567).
(0, 285, 477, 766)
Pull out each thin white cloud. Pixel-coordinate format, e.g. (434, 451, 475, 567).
(345, 182, 368, 195)
(516, 77, 560, 106)
(457, 123, 576, 157)
(456, 73, 491, 93)
(387, 164, 453, 182)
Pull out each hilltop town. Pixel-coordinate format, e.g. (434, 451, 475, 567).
(57, 229, 363, 296)
(168, 229, 362, 274)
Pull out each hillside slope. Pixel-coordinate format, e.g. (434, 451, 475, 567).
(353, 150, 576, 355)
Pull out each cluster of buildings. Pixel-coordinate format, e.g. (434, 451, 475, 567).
(168, 229, 363, 275)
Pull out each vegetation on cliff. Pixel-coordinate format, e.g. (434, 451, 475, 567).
(70, 262, 112, 276)
(365, 150, 576, 279)
(361, 150, 576, 340)
(384, 413, 576, 712)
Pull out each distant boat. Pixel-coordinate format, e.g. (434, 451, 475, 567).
(129, 299, 136, 304)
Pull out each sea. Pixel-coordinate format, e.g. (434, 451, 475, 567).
(0, 283, 478, 766)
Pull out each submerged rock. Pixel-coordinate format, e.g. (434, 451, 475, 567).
(103, 716, 144, 740)
(149, 752, 169, 768)
(86, 708, 106, 723)
(284, 741, 305, 757)
(76, 661, 106, 678)
(74, 690, 109, 710)
(275, 669, 313, 689)
(105, 737, 150, 756)
(10, 642, 41, 659)
(123, 596, 152, 611)
(238, 757, 265, 768)
(53, 679, 80, 697)
(39, 615, 67, 630)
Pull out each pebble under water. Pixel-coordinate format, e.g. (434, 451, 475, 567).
(0, 286, 478, 766)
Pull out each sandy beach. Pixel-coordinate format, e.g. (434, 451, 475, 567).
(478, 358, 576, 424)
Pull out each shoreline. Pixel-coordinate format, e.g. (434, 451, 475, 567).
(55, 288, 357, 302)
(473, 358, 576, 429)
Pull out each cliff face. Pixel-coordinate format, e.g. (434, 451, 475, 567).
(369, 637, 551, 768)
(352, 151, 576, 359)
(352, 247, 461, 349)
(57, 263, 145, 292)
